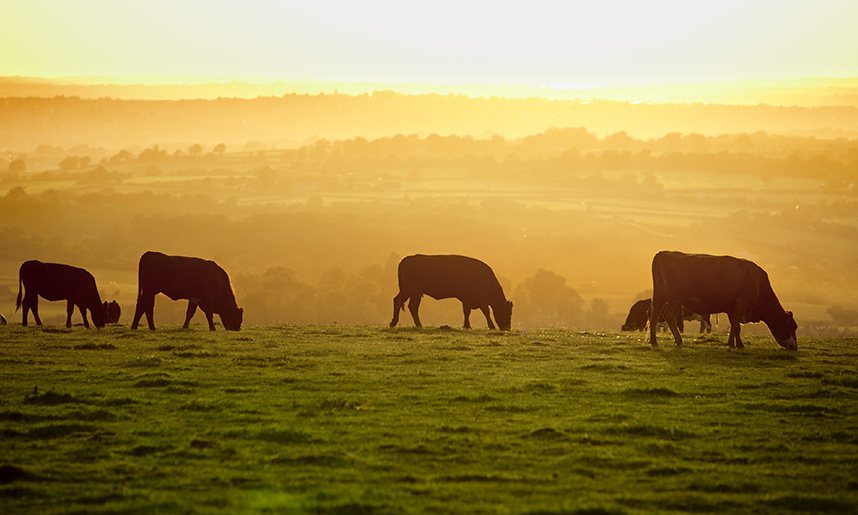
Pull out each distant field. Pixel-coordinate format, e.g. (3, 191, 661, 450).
(1, 157, 856, 328)
(1, 324, 857, 514)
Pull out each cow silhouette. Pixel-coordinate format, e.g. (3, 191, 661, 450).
(621, 298, 711, 333)
(102, 300, 121, 323)
(16, 260, 107, 328)
(131, 251, 243, 331)
(390, 254, 513, 330)
(650, 251, 796, 349)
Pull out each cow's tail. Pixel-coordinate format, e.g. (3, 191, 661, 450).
(650, 253, 667, 323)
(136, 261, 145, 300)
(15, 266, 23, 312)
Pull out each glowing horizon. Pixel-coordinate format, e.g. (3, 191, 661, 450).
(2, 1, 858, 88)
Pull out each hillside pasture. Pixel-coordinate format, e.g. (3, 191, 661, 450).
(1, 324, 857, 514)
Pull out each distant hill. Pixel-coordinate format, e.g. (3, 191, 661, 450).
(3, 76, 858, 105)
(2, 88, 858, 153)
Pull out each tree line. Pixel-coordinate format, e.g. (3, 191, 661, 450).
(3, 92, 858, 154)
(8, 128, 858, 196)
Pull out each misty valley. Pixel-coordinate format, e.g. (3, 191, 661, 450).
(2, 125, 858, 334)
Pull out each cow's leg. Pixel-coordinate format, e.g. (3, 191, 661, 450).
(407, 295, 422, 327)
(462, 304, 472, 329)
(477, 305, 495, 330)
(183, 302, 198, 329)
(21, 294, 36, 326)
(204, 310, 216, 331)
(390, 292, 407, 327)
(143, 300, 157, 330)
(28, 296, 43, 326)
(132, 294, 156, 330)
(649, 299, 665, 346)
(131, 297, 145, 329)
(145, 301, 156, 330)
(663, 302, 684, 346)
(727, 313, 743, 348)
(77, 303, 90, 329)
(65, 301, 74, 328)
(699, 316, 711, 334)
(677, 314, 684, 334)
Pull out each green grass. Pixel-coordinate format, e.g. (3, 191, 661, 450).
(1, 324, 858, 514)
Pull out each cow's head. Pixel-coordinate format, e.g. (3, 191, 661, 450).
(493, 300, 513, 331)
(91, 302, 108, 329)
(102, 301, 121, 324)
(107, 301, 121, 323)
(220, 306, 244, 331)
(621, 318, 645, 332)
(769, 310, 798, 350)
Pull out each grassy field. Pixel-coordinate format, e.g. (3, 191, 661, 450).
(2, 323, 857, 514)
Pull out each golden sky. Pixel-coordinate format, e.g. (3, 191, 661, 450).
(2, 0, 858, 86)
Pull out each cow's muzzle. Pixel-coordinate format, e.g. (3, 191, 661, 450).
(776, 335, 798, 350)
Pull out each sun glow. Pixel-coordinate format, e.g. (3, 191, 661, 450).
(2, 1, 857, 86)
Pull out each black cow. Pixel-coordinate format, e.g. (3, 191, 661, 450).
(621, 298, 711, 333)
(390, 254, 513, 330)
(131, 251, 243, 331)
(15, 260, 107, 328)
(102, 300, 121, 323)
(649, 251, 797, 349)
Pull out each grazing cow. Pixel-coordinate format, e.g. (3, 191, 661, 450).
(131, 251, 243, 331)
(102, 300, 121, 323)
(621, 298, 711, 333)
(390, 254, 513, 330)
(649, 251, 797, 349)
(15, 260, 107, 328)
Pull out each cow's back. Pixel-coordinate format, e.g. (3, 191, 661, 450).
(653, 251, 760, 315)
(399, 254, 502, 301)
(139, 251, 231, 302)
(21, 260, 95, 302)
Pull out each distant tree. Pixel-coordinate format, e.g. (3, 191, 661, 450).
(604, 131, 634, 150)
(59, 156, 80, 170)
(189, 144, 204, 158)
(513, 269, 583, 327)
(589, 297, 609, 318)
(213, 143, 226, 156)
(109, 150, 133, 164)
(5, 185, 26, 199)
(828, 305, 858, 325)
(9, 159, 25, 173)
(137, 146, 168, 162)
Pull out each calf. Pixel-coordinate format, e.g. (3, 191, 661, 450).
(622, 298, 711, 333)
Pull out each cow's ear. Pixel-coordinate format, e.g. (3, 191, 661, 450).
(239, 307, 244, 314)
